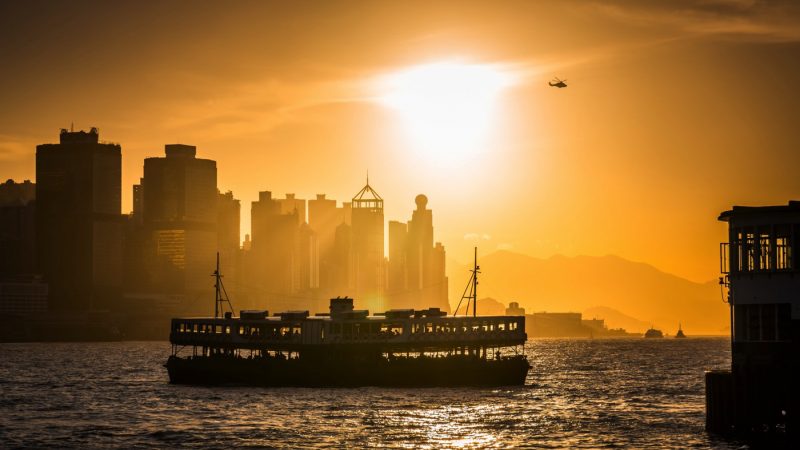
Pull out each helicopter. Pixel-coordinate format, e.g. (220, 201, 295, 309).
(549, 77, 567, 88)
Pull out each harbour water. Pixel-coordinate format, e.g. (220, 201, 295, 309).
(0, 338, 739, 448)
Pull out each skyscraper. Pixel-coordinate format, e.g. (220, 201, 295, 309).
(217, 190, 242, 299)
(0, 179, 36, 276)
(139, 144, 217, 309)
(35, 128, 123, 311)
(309, 194, 351, 297)
(386, 194, 449, 311)
(350, 179, 385, 312)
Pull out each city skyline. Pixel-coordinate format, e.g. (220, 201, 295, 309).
(4, 2, 800, 284)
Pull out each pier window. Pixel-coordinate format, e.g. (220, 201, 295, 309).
(759, 233, 772, 271)
(746, 232, 757, 271)
(776, 236, 792, 270)
(734, 303, 791, 342)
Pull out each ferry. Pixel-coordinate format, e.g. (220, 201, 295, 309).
(166, 251, 530, 387)
(644, 327, 664, 338)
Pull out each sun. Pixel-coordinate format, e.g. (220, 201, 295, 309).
(377, 61, 515, 164)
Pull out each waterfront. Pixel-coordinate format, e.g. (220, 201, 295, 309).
(0, 338, 737, 448)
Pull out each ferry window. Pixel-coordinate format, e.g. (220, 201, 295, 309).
(192, 324, 198, 333)
(510, 322, 517, 331)
(215, 325, 223, 334)
(426, 323, 433, 333)
(498, 323, 506, 331)
(225, 325, 231, 334)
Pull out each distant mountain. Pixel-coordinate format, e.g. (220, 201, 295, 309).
(447, 250, 728, 335)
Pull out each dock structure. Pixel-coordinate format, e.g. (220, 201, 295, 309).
(708, 201, 800, 435)
(167, 297, 529, 387)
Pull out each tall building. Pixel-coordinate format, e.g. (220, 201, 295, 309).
(277, 193, 306, 224)
(386, 194, 449, 311)
(217, 190, 242, 299)
(387, 220, 408, 293)
(350, 179, 386, 312)
(36, 128, 123, 311)
(249, 191, 317, 311)
(0, 179, 36, 275)
(139, 144, 217, 310)
(309, 194, 352, 297)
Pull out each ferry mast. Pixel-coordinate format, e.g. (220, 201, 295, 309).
(455, 247, 480, 317)
(212, 252, 233, 319)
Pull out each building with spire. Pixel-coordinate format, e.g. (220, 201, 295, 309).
(350, 177, 386, 312)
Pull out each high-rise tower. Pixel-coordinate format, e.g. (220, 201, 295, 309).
(36, 128, 123, 310)
(350, 178, 385, 311)
(139, 144, 217, 308)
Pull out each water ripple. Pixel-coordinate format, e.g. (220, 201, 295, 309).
(0, 338, 740, 448)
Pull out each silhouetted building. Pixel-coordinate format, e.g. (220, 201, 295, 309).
(218, 190, 242, 298)
(387, 220, 408, 292)
(277, 193, 306, 224)
(309, 194, 352, 296)
(36, 128, 123, 311)
(385, 195, 449, 311)
(350, 180, 386, 312)
(506, 301, 526, 316)
(138, 144, 218, 311)
(249, 191, 318, 311)
(0, 275, 48, 315)
(0, 179, 36, 275)
(0, 179, 35, 205)
(707, 201, 800, 435)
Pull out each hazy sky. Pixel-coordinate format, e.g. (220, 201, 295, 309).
(2, 0, 800, 283)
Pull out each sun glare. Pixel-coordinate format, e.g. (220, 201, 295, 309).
(377, 61, 515, 164)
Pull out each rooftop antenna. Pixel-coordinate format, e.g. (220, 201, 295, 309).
(213, 252, 234, 319)
(366, 169, 369, 186)
(454, 247, 480, 317)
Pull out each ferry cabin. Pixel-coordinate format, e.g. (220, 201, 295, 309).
(170, 300, 526, 360)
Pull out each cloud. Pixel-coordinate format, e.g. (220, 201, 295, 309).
(589, 0, 800, 42)
(0, 134, 31, 161)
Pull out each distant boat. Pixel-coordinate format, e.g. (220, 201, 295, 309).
(644, 327, 664, 339)
(675, 323, 686, 339)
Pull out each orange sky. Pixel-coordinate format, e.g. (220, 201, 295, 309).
(2, 1, 800, 283)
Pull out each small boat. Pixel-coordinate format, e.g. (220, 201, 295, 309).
(644, 327, 664, 338)
(675, 323, 686, 339)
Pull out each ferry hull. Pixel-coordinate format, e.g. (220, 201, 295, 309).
(166, 355, 530, 387)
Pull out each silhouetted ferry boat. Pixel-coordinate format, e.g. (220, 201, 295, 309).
(166, 250, 530, 387)
(644, 327, 664, 338)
